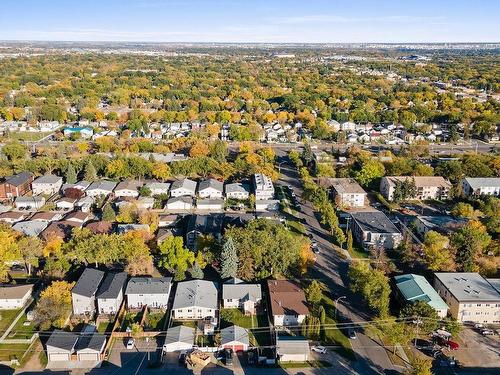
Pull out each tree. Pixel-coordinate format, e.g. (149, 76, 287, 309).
(101, 203, 116, 221)
(2, 141, 27, 161)
(452, 220, 491, 271)
(190, 262, 204, 279)
(318, 306, 326, 324)
(220, 237, 238, 279)
(0, 225, 21, 281)
(400, 301, 440, 334)
(64, 163, 77, 184)
(392, 178, 417, 202)
(152, 162, 170, 181)
(355, 159, 385, 188)
(443, 317, 462, 338)
(305, 280, 322, 306)
(422, 231, 454, 271)
(158, 236, 195, 281)
(84, 160, 97, 181)
(404, 354, 433, 375)
(33, 281, 74, 330)
(450, 202, 481, 219)
(17, 236, 43, 275)
(347, 230, 354, 254)
(349, 261, 390, 317)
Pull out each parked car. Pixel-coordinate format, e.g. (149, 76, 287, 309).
(474, 323, 484, 329)
(225, 349, 233, 366)
(348, 329, 357, 339)
(215, 350, 225, 361)
(311, 345, 327, 354)
(126, 338, 135, 350)
(178, 351, 187, 365)
(481, 329, 495, 336)
(433, 336, 459, 350)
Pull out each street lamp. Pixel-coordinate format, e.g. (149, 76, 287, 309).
(278, 161, 287, 173)
(335, 296, 346, 320)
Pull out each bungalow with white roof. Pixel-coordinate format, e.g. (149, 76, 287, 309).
(165, 196, 193, 211)
(461, 177, 500, 197)
(0, 284, 33, 309)
(198, 178, 224, 199)
(144, 181, 170, 196)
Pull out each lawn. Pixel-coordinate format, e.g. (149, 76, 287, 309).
(98, 321, 114, 333)
(145, 312, 167, 331)
(121, 311, 144, 331)
(280, 360, 332, 369)
(286, 220, 306, 235)
(0, 343, 30, 362)
(171, 320, 198, 330)
(195, 334, 216, 347)
(8, 131, 52, 142)
(0, 309, 21, 334)
(348, 244, 370, 259)
(9, 313, 36, 339)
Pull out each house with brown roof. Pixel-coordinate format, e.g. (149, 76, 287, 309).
(30, 211, 64, 222)
(267, 280, 309, 327)
(0, 211, 26, 224)
(0, 172, 34, 199)
(41, 220, 81, 241)
(64, 211, 92, 224)
(0, 284, 33, 309)
(85, 221, 113, 235)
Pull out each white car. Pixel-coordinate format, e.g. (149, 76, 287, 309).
(126, 338, 135, 349)
(311, 345, 327, 354)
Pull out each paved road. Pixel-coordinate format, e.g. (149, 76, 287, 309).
(277, 159, 401, 375)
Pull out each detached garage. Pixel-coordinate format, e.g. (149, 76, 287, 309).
(75, 333, 106, 362)
(221, 325, 249, 352)
(45, 330, 78, 363)
(276, 336, 309, 362)
(163, 326, 195, 353)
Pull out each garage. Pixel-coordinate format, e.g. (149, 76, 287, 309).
(223, 344, 245, 352)
(163, 326, 195, 353)
(221, 325, 249, 352)
(48, 352, 70, 362)
(77, 352, 100, 361)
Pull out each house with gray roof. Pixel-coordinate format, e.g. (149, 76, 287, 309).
(144, 181, 170, 196)
(350, 210, 402, 249)
(170, 178, 197, 197)
(394, 274, 448, 318)
(197, 178, 224, 199)
(96, 272, 128, 315)
(461, 177, 500, 197)
(0, 171, 34, 199)
(32, 174, 63, 196)
(172, 280, 218, 320)
(61, 180, 90, 193)
(276, 336, 309, 362)
(86, 180, 117, 197)
(433, 272, 500, 324)
(225, 182, 251, 200)
(15, 196, 46, 210)
(165, 196, 193, 211)
(114, 180, 143, 198)
(72, 268, 105, 316)
(221, 325, 249, 352)
(126, 277, 172, 309)
(12, 220, 48, 237)
(223, 281, 262, 315)
(162, 325, 195, 352)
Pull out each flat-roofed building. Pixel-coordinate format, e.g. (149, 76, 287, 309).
(350, 210, 402, 249)
(380, 176, 451, 201)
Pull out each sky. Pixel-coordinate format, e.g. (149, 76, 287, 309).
(0, 0, 499, 43)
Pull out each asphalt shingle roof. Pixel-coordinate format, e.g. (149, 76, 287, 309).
(173, 280, 218, 310)
(221, 325, 249, 346)
(72, 268, 105, 298)
(125, 277, 172, 295)
(96, 272, 128, 299)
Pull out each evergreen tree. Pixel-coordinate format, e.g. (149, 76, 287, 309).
(102, 203, 116, 221)
(190, 262, 204, 279)
(220, 237, 238, 279)
(65, 163, 77, 184)
(84, 161, 97, 181)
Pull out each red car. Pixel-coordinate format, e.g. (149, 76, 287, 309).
(434, 336, 460, 350)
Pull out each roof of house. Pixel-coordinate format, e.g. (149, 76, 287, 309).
(64, 211, 90, 222)
(171, 178, 197, 192)
(198, 178, 224, 192)
(434, 273, 500, 302)
(40, 220, 80, 240)
(221, 325, 249, 346)
(85, 220, 113, 235)
(166, 196, 193, 205)
(225, 182, 251, 194)
(57, 197, 77, 204)
(4, 172, 33, 186)
(395, 274, 448, 311)
(15, 196, 45, 204)
(267, 280, 309, 316)
(223, 283, 262, 302)
(96, 272, 128, 300)
(32, 174, 62, 185)
(415, 215, 468, 232)
(383, 176, 451, 188)
(30, 212, 61, 221)
(0, 211, 25, 220)
(276, 336, 309, 355)
(12, 220, 48, 236)
(186, 214, 224, 235)
(72, 268, 105, 298)
(74, 333, 106, 352)
(144, 182, 171, 190)
(172, 280, 218, 310)
(87, 180, 117, 192)
(486, 278, 500, 294)
(463, 177, 500, 189)
(253, 173, 273, 191)
(318, 178, 366, 195)
(350, 210, 400, 234)
(116, 223, 150, 233)
(0, 284, 33, 300)
(197, 198, 224, 206)
(46, 330, 78, 351)
(164, 325, 195, 346)
(115, 180, 143, 192)
(125, 277, 172, 295)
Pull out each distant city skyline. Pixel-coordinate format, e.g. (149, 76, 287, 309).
(0, 0, 499, 43)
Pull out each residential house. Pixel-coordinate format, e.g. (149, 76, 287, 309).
(61, 180, 90, 194)
(71, 268, 105, 316)
(276, 336, 309, 362)
(221, 325, 249, 352)
(319, 178, 367, 208)
(222, 279, 262, 315)
(380, 176, 451, 201)
(461, 177, 500, 197)
(225, 183, 251, 200)
(56, 197, 77, 211)
(165, 196, 193, 211)
(196, 198, 225, 211)
(136, 196, 155, 210)
(158, 214, 178, 227)
(0, 172, 34, 199)
(197, 178, 224, 199)
(433, 272, 500, 324)
(394, 274, 448, 318)
(31, 175, 63, 196)
(125, 277, 172, 309)
(162, 326, 195, 352)
(116, 223, 150, 234)
(185, 214, 224, 250)
(172, 280, 218, 320)
(30, 211, 63, 222)
(0, 211, 26, 224)
(85, 221, 113, 235)
(114, 180, 143, 198)
(413, 215, 468, 236)
(144, 181, 170, 196)
(40, 220, 81, 241)
(12, 220, 48, 237)
(169, 179, 197, 197)
(63, 126, 94, 139)
(253, 174, 274, 200)
(64, 211, 92, 224)
(96, 272, 128, 315)
(86, 180, 117, 198)
(350, 210, 403, 249)
(341, 121, 356, 132)
(15, 196, 45, 210)
(0, 284, 33, 309)
(255, 199, 280, 212)
(267, 280, 309, 327)
(76, 196, 95, 212)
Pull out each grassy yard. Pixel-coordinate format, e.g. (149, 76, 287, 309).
(195, 334, 216, 347)
(8, 131, 52, 141)
(280, 360, 332, 369)
(0, 309, 21, 334)
(171, 320, 198, 330)
(348, 244, 370, 259)
(98, 321, 114, 333)
(145, 312, 167, 331)
(220, 308, 272, 347)
(0, 343, 30, 362)
(121, 311, 144, 331)
(286, 219, 306, 235)
(8, 313, 36, 339)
